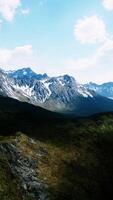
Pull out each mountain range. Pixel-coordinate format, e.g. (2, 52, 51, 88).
(85, 82, 113, 99)
(0, 67, 113, 116)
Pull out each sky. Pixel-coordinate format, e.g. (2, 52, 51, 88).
(0, 0, 113, 83)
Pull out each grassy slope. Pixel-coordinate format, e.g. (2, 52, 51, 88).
(33, 113, 113, 200)
(0, 96, 113, 199)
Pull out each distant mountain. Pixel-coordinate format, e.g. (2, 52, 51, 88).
(85, 82, 113, 99)
(0, 67, 113, 116)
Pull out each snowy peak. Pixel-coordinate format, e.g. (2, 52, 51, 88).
(0, 68, 96, 104)
(85, 82, 113, 99)
(62, 74, 76, 85)
(8, 68, 48, 81)
(76, 84, 95, 98)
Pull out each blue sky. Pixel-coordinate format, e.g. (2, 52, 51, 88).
(0, 0, 113, 83)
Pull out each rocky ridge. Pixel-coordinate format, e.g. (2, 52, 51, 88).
(0, 134, 49, 200)
(1, 67, 113, 116)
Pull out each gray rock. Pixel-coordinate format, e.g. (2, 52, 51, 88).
(0, 139, 49, 200)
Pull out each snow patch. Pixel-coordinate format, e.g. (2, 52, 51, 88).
(44, 82, 52, 96)
(23, 71, 27, 75)
(57, 77, 65, 86)
(13, 84, 34, 97)
(77, 85, 93, 98)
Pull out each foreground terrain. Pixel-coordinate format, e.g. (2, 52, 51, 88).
(0, 96, 113, 200)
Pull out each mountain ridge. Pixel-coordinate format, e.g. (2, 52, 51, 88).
(85, 81, 113, 99)
(0, 67, 113, 116)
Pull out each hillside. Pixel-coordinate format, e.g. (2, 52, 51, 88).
(0, 95, 65, 135)
(0, 96, 113, 199)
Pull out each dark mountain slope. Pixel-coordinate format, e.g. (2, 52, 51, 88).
(0, 95, 65, 136)
(0, 95, 63, 121)
(68, 95, 113, 116)
(1, 94, 113, 136)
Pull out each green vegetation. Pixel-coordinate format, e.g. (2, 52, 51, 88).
(0, 155, 23, 200)
(0, 113, 113, 200)
(0, 96, 113, 200)
(36, 114, 113, 200)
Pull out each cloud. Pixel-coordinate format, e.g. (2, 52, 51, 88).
(0, 0, 21, 21)
(102, 0, 113, 11)
(73, 39, 113, 70)
(74, 15, 108, 44)
(0, 45, 39, 70)
(74, 39, 113, 69)
(72, 13, 113, 82)
(0, 0, 30, 22)
(65, 38, 113, 83)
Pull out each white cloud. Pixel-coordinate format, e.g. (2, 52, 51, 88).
(73, 39, 113, 70)
(0, 45, 39, 71)
(72, 13, 113, 82)
(0, 0, 30, 22)
(65, 38, 113, 83)
(0, 0, 21, 21)
(102, 0, 113, 11)
(74, 15, 108, 44)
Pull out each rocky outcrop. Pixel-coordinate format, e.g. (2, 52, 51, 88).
(0, 135, 49, 200)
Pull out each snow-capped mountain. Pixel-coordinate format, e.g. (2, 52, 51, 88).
(0, 67, 113, 116)
(0, 69, 22, 99)
(0, 69, 34, 102)
(6, 68, 97, 111)
(85, 82, 113, 99)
